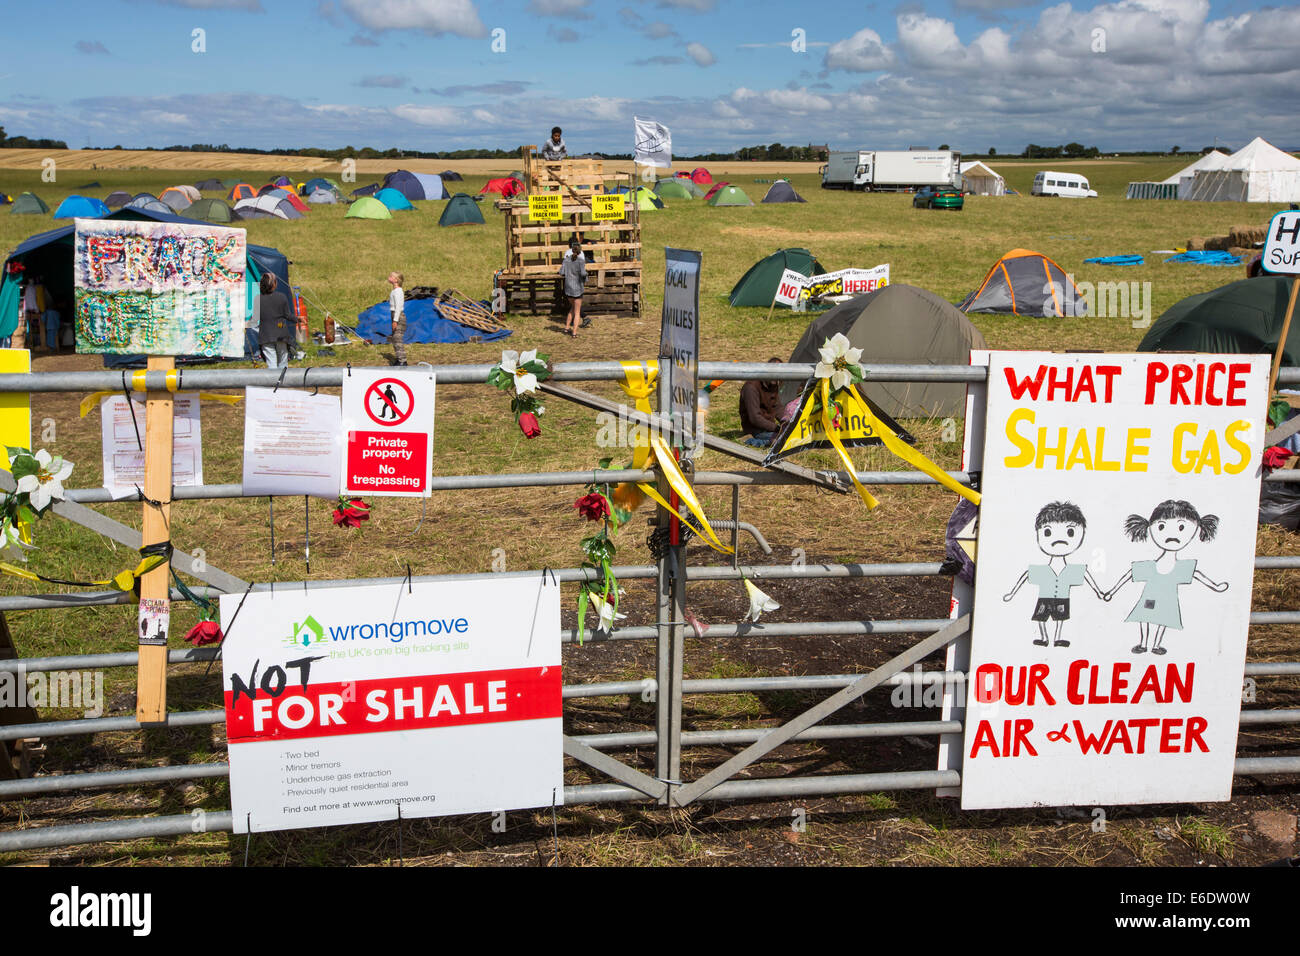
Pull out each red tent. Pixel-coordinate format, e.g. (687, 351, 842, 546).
(281, 191, 309, 213)
(702, 181, 730, 200)
(691, 167, 713, 185)
(480, 177, 523, 199)
(675, 171, 692, 178)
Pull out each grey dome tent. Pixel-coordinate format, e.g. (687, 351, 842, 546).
(11, 192, 49, 214)
(126, 196, 173, 215)
(783, 284, 987, 419)
(760, 181, 806, 203)
(104, 190, 132, 208)
(440, 170, 463, 181)
(194, 178, 223, 191)
(188, 198, 242, 223)
(729, 248, 825, 307)
(307, 188, 339, 204)
(438, 193, 485, 226)
(234, 196, 302, 220)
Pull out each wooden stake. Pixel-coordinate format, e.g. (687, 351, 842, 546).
(136, 356, 174, 725)
(1268, 276, 1300, 402)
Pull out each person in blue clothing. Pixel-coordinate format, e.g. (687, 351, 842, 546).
(1105, 499, 1228, 656)
(1004, 501, 1104, 648)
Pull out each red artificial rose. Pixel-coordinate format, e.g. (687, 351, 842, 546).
(519, 412, 541, 438)
(183, 620, 224, 647)
(1263, 445, 1294, 469)
(573, 492, 611, 522)
(333, 498, 370, 529)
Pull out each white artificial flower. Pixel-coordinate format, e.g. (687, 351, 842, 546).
(499, 348, 539, 394)
(589, 594, 627, 631)
(814, 332, 864, 392)
(0, 521, 33, 562)
(15, 450, 73, 512)
(743, 578, 780, 622)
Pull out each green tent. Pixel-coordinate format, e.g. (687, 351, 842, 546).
(1139, 275, 1300, 367)
(729, 248, 827, 308)
(345, 196, 393, 220)
(188, 198, 240, 223)
(654, 179, 695, 201)
(439, 193, 485, 226)
(628, 186, 664, 210)
(10, 192, 48, 214)
(707, 185, 753, 207)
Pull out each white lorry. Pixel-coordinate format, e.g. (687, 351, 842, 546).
(820, 149, 961, 191)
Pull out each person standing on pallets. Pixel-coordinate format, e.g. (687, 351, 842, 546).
(388, 271, 407, 366)
(541, 127, 567, 161)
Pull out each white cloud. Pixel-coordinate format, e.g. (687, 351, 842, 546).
(527, 0, 591, 17)
(825, 28, 895, 72)
(357, 75, 408, 88)
(338, 0, 485, 37)
(685, 42, 715, 66)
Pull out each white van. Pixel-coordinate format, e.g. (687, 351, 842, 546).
(1032, 171, 1098, 198)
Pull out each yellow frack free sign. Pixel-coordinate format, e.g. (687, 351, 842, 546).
(767, 378, 902, 460)
(528, 194, 562, 221)
(0, 349, 31, 469)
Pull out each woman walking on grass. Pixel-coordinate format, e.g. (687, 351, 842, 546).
(561, 238, 587, 336)
(388, 271, 407, 366)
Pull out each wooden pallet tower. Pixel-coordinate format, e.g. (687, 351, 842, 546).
(495, 147, 642, 320)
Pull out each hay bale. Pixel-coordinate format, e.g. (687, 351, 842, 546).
(1186, 237, 1206, 251)
(1204, 235, 1232, 251)
(1228, 224, 1267, 248)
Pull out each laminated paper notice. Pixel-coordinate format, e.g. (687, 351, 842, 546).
(100, 393, 203, 500)
(242, 386, 343, 498)
(138, 598, 170, 646)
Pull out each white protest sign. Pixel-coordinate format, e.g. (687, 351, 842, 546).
(100, 392, 202, 500)
(961, 352, 1268, 809)
(773, 268, 807, 307)
(222, 575, 563, 834)
(660, 247, 701, 448)
(800, 264, 889, 301)
(340, 368, 434, 497)
(242, 387, 342, 498)
(634, 116, 672, 169)
(1262, 210, 1300, 274)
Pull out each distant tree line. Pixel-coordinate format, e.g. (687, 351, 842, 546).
(0, 127, 68, 150)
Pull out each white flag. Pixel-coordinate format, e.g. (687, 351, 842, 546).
(634, 116, 672, 168)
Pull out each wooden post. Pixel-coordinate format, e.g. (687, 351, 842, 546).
(136, 356, 174, 724)
(1268, 276, 1300, 401)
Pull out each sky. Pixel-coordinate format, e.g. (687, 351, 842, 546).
(2, 0, 1297, 155)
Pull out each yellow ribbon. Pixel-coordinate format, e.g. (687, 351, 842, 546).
(637, 434, 733, 555)
(617, 360, 658, 470)
(819, 378, 981, 508)
(819, 378, 881, 510)
(0, 553, 166, 592)
(79, 391, 243, 418)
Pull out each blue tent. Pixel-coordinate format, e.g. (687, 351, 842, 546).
(355, 297, 511, 345)
(52, 195, 110, 220)
(374, 187, 415, 211)
(381, 170, 446, 201)
(351, 183, 380, 197)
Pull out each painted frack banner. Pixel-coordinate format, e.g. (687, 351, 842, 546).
(73, 218, 246, 357)
(961, 352, 1268, 809)
(222, 576, 562, 834)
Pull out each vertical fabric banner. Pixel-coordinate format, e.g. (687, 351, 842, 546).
(961, 351, 1268, 809)
(660, 248, 701, 449)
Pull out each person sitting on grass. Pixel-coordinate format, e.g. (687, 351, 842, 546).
(740, 358, 785, 447)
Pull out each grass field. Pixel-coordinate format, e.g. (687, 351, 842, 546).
(0, 151, 1297, 866)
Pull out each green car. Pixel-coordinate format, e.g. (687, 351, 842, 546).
(912, 186, 964, 210)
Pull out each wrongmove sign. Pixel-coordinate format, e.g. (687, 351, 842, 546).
(960, 352, 1267, 809)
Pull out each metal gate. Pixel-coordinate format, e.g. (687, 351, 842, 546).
(1, 361, 1297, 853)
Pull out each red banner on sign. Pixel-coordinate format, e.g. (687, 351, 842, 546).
(225, 666, 562, 743)
(346, 430, 428, 492)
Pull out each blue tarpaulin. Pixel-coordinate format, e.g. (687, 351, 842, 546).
(1164, 251, 1244, 266)
(1084, 255, 1144, 266)
(356, 297, 512, 344)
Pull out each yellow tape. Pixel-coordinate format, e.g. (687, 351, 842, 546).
(637, 434, 733, 554)
(130, 370, 147, 393)
(79, 391, 243, 418)
(0, 553, 164, 591)
(817, 378, 980, 508)
(820, 379, 880, 510)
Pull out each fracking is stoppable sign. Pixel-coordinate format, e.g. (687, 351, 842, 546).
(960, 351, 1267, 809)
(222, 576, 563, 834)
(340, 368, 434, 497)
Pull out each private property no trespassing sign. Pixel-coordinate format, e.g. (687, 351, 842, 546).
(341, 368, 434, 497)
